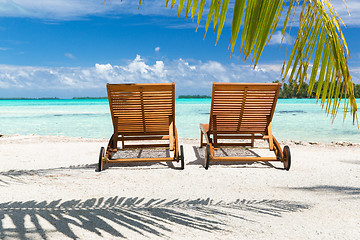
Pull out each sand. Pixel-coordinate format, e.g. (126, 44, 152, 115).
(0, 134, 359, 239)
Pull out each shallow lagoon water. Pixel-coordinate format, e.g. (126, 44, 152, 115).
(0, 98, 359, 143)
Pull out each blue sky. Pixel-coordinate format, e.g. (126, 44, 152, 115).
(1, 0, 360, 98)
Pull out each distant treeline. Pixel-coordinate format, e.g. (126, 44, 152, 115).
(72, 97, 107, 99)
(3, 83, 360, 100)
(178, 95, 211, 99)
(274, 80, 360, 98)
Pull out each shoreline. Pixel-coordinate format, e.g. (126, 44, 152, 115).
(1, 133, 359, 147)
(1, 98, 360, 144)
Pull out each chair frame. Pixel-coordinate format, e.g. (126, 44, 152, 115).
(98, 83, 184, 171)
(200, 82, 290, 170)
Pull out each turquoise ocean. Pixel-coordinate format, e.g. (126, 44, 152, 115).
(0, 98, 359, 143)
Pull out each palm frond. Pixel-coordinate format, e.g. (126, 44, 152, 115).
(133, 0, 357, 124)
(0, 196, 309, 239)
(282, 0, 356, 124)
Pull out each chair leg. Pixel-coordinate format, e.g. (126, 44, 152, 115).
(200, 131, 203, 148)
(112, 134, 118, 150)
(272, 136, 283, 160)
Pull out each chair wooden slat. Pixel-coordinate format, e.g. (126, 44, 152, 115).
(199, 82, 288, 169)
(100, 82, 182, 170)
(209, 83, 280, 134)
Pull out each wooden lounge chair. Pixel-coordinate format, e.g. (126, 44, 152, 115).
(200, 82, 291, 170)
(98, 83, 184, 171)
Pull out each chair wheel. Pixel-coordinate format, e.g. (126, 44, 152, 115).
(283, 145, 291, 171)
(204, 144, 210, 170)
(97, 147, 105, 172)
(180, 145, 184, 170)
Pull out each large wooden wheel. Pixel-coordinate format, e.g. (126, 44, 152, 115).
(204, 144, 211, 170)
(283, 146, 291, 171)
(97, 147, 105, 172)
(179, 145, 184, 170)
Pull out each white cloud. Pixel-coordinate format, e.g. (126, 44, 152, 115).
(127, 55, 150, 74)
(95, 63, 112, 72)
(0, 55, 290, 98)
(155, 46, 160, 52)
(269, 31, 294, 45)
(0, 0, 359, 32)
(331, 1, 360, 27)
(152, 60, 166, 77)
(0, 47, 10, 51)
(10, 54, 360, 98)
(200, 61, 226, 73)
(0, 0, 176, 20)
(199, 61, 229, 82)
(64, 52, 75, 59)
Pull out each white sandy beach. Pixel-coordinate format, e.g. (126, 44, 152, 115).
(0, 134, 359, 239)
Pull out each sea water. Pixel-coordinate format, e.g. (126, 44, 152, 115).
(0, 98, 359, 143)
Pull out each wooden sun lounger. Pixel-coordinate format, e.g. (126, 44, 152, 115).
(97, 82, 184, 171)
(199, 82, 291, 170)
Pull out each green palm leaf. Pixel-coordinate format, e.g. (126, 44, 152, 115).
(109, 0, 357, 124)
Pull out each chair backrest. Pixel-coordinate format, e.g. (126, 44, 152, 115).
(209, 82, 281, 134)
(107, 83, 175, 135)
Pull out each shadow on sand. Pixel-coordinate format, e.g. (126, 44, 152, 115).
(0, 164, 96, 187)
(0, 197, 309, 239)
(188, 146, 279, 169)
(290, 185, 360, 196)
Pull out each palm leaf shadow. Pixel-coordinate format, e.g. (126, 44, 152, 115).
(0, 164, 95, 187)
(291, 185, 360, 196)
(0, 197, 310, 239)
